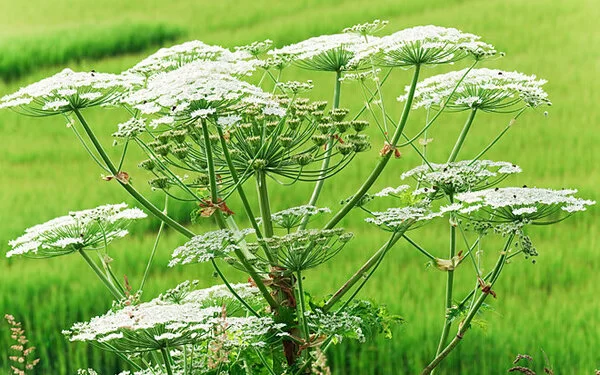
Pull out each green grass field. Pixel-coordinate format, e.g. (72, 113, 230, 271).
(0, 0, 598, 373)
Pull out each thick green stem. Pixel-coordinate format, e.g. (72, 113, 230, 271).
(72, 108, 195, 239)
(422, 236, 514, 375)
(296, 270, 310, 343)
(256, 171, 274, 238)
(322, 229, 406, 312)
(161, 347, 174, 375)
(300, 71, 342, 230)
(200, 119, 220, 205)
(447, 109, 477, 163)
(79, 250, 123, 300)
(434, 204, 457, 359)
(325, 65, 421, 230)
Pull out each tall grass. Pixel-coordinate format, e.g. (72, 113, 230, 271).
(0, 23, 183, 80)
(0, 0, 598, 373)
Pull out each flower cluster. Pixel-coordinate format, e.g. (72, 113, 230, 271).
(269, 33, 375, 71)
(0, 68, 142, 116)
(366, 202, 460, 232)
(123, 61, 283, 126)
(169, 229, 254, 266)
(401, 160, 522, 196)
(350, 25, 496, 68)
(64, 297, 281, 353)
(401, 68, 551, 111)
(251, 228, 353, 271)
(260, 205, 331, 229)
(343, 19, 389, 36)
(7, 203, 146, 258)
(158, 281, 263, 315)
(126, 40, 254, 77)
(372, 185, 411, 198)
(455, 187, 594, 223)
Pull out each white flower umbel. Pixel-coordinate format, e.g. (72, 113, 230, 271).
(156, 281, 262, 314)
(401, 160, 522, 196)
(65, 296, 283, 354)
(350, 25, 496, 68)
(7, 203, 146, 258)
(113, 118, 147, 139)
(64, 301, 222, 352)
(123, 62, 283, 125)
(373, 185, 411, 198)
(126, 40, 255, 77)
(366, 202, 461, 232)
(169, 229, 254, 266)
(258, 205, 331, 229)
(401, 68, 551, 112)
(269, 33, 377, 71)
(0, 68, 143, 116)
(455, 187, 595, 223)
(253, 228, 353, 272)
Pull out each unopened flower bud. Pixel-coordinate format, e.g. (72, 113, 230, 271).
(149, 177, 170, 190)
(293, 153, 314, 166)
(311, 134, 329, 146)
(138, 159, 155, 171)
(335, 121, 351, 133)
(351, 120, 369, 132)
(330, 108, 350, 121)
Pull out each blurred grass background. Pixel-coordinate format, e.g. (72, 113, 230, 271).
(0, 0, 598, 373)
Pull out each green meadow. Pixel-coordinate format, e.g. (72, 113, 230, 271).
(0, 0, 598, 373)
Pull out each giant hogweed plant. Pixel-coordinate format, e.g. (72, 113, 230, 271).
(2, 21, 594, 375)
